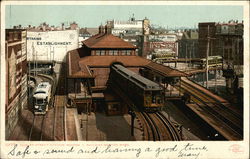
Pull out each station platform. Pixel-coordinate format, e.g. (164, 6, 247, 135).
(75, 110, 143, 141)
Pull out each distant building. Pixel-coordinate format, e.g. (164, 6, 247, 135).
(198, 21, 244, 93)
(108, 16, 150, 36)
(105, 16, 150, 56)
(143, 33, 179, 58)
(68, 21, 79, 30)
(78, 28, 99, 47)
(5, 29, 28, 138)
(178, 29, 198, 58)
(198, 22, 217, 58)
(215, 21, 244, 70)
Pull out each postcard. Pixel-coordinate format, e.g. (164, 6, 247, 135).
(0, 1, 249, 159)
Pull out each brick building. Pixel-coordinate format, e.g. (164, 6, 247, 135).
(198, 22, 217, 58)
(66, 25, 187, 115)
(178, 30, 198, 58)
(5, 29, 28, 138)
(198, 21, 244, 93)
(67, 27, 149, 115)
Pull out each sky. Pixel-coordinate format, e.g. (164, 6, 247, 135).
(5, 5, 243, 29)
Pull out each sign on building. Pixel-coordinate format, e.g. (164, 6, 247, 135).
(27, 30, 79, 62)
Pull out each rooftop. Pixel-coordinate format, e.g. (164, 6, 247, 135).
(82, 33, 137, 49)
(145, 62, 188, 77)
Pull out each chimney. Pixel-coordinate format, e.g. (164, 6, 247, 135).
(62, 23, 65, 30)
(104, 24, 112, 34)
(99, 25, 104, 34)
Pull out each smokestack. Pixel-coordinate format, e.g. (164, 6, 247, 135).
(62, 23, 65, 30)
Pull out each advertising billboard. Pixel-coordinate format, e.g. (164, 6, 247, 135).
(27, 30, 79, 62)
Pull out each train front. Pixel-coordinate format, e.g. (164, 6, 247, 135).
(33, 91, 48, 114)
(144, 87, 164, 112)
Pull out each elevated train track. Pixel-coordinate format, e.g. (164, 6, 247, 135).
(178, 77, 243, 140)
(137, 112, 182, 141)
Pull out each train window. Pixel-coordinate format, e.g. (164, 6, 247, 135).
(36, 99, 44, 104)
(34, 91, 46, 94)
(108, 104, 120, 111)
(152, 96, 156, 103)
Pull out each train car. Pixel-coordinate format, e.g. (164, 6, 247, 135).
(199, 55, 223, 68)
(110, 64, 164, 112)
(33, 82, 52, 114)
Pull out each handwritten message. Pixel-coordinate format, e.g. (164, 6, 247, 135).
(6, 143, 208, 159)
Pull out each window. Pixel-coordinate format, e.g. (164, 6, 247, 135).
(96, 50, 101, 56)
(113, 50, 118, 55)
(126, 50, 131, 56)
(121, 50, 126, 55)
(14, 32, 18, 40)
(101, 50, 105, 56)
(108, 50, 113, 56)
(108, 103, 120, 111)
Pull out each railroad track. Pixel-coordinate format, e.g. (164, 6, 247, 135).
(139, 112, 182, 141)
(155, 112, 182, 141)
(140, 112, 160, 141)
(28, 114, 46, 141)
(53, 63, 67, 141)
(179, 78, 243, 138)
(181, 77, 242, 118)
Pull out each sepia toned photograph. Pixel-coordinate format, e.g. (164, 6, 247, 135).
(1, 1, 249, 159)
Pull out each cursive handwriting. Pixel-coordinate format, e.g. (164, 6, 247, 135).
(178, 143, 208, 159)
(8, 144, 40, 158)
(7, 143, 208, 158)
(155, 144, 178, 157)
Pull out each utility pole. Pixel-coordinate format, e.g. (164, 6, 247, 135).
(205, 25, 210, 89)
(185, 43, 187, 71)
(215, 57, 217, 92)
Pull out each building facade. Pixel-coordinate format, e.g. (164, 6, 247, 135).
(198, 21, 244, 94)
(26, 30, 79, 63)
(143, 34, 179, 59)
(198, 22, 217, 58)
(178, 30, 199, 58)
(5, 29, 28, 138)
(105, 16, 150, 57)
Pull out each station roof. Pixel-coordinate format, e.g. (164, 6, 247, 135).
(145, 62, 189, 77)
(67, 48, 94, 78)
(82, 33, 137, 49)
(68, 32, 187, 79)
(67, 49, 188, 78)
